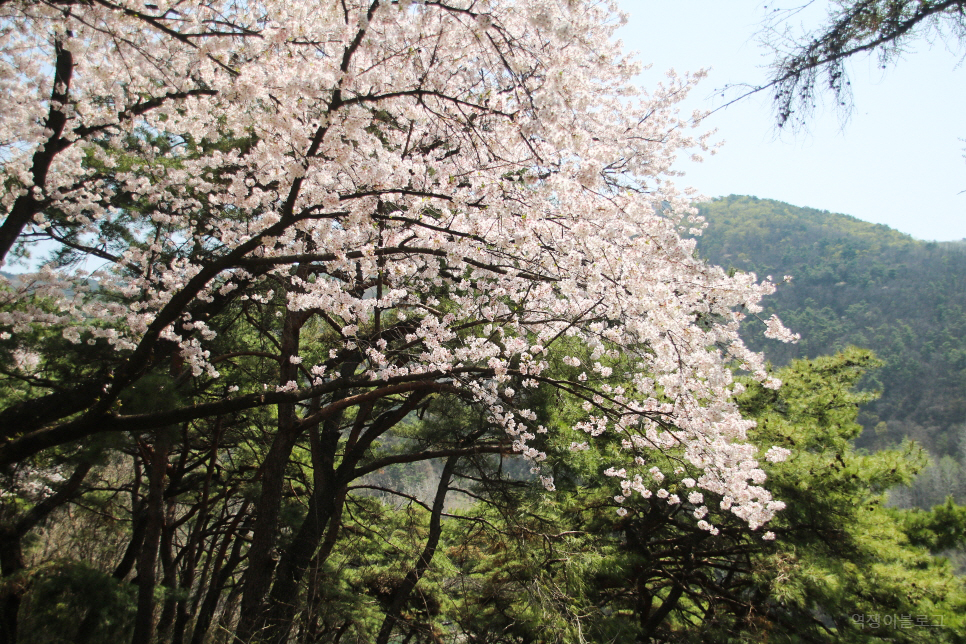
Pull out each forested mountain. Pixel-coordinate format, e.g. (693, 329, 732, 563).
(694, 196, 966, 460)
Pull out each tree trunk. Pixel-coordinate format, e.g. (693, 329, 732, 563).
(641, 582, 684, 641)
(174, 420, 224, 644)
(375, 455, 458, 644)
(0, 531, 24, 644)
(299, 493, 348, 644)
(132, 435, 171, 644)
(254, 410, 345, 644)
(155, 499, 180, 642)
(188, 510, 251, 644)
(256, 390, 430, 644)
(235, 305, 309, 642)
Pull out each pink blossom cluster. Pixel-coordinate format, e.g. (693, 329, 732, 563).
(0, 0, 795, 529)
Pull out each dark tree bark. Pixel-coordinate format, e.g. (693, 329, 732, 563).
(132, 436, 172, 644)
(255, 389, 432, 644)
(0, 531, 24, 644)
(156, 430, 192, 642)
(188, 509, 252, 644)
(0, 382, 105, 442)
(172, 420, 224, 644)
(235, 305, 310, 642)
(0, 39, 73, 262)
(640, 582, 685, 641)
(375, 455, 458, 644)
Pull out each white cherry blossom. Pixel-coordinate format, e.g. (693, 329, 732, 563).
(0, 0, 796, 529)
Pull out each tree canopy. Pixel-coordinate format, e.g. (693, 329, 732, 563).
(5, 3, 960, 643)
(0, 1, 800, 642)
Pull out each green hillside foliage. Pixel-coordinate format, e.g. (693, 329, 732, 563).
(429, 351, 966, 643)
(5, 326, 965, 642)
(694, 196, 966, 462)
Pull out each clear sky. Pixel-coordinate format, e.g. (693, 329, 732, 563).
(616, 1, 966, 241)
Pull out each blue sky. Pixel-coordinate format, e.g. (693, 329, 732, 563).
(616, 1, 966, 241)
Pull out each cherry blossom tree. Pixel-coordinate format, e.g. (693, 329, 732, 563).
(0, 0, 797, 641)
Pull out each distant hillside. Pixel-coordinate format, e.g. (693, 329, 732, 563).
(695, 195, 966, 457)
